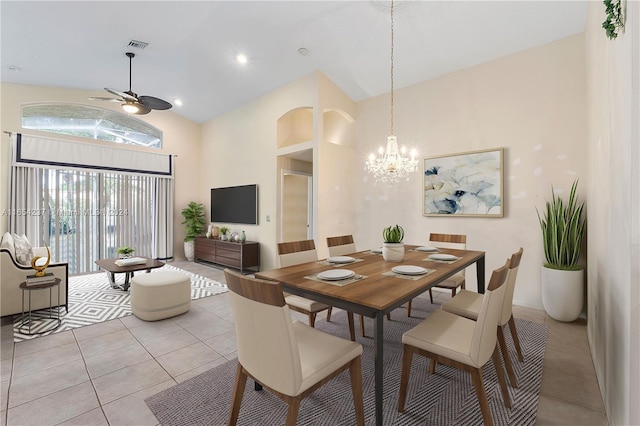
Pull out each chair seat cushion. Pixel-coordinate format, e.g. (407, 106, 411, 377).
(285, 295, 329, 313)
(402, 310, 479, 367)
(441, 289, 482, 320)
(293, 321, 362, 394)
(433, 272, 464, 289)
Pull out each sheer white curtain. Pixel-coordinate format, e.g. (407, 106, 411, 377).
(9, 133, 174, 274)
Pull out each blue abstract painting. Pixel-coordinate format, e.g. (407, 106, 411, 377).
(423, 148, 503, 217)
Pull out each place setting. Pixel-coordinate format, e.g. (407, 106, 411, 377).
(412, 245, 439, 253)
(384, 264, 434, 280)
(305, 268, 366, 286)
(425, 253, 461, 264)
(317, 255, 364, 266)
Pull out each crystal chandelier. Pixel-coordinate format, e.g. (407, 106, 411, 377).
(365, 0, 418, 184)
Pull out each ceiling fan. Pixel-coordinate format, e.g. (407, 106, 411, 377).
(89, 52, 172, 115)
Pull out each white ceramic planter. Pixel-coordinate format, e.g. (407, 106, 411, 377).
(184, 240, 195, 261)
(382, 242, 405, 262)
(541, 265, 584, 322)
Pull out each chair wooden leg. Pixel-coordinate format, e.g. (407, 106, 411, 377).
(228, 363, 248, 426)
(492, 345, 512, 408)
(406, 300, 412, 317)
(451, 288, 457, 298)
(508, 315, 524, 362)
(429, 358, 437, 374)
(497, 325, 518, 388)
(347, 312, 356, 341)
(397, 345, 414, 412)
(349, 357, 365, 426)
(470, 367, 493, 426)
(285, 397, 301, 426)
(309, 312, 316, 328)
(387, 312, 391, 320)
(326, 307, 333, 322)
(359, 314, 366, 337)
(429, 289, 434, 304)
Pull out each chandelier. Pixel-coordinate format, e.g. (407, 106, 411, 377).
(365, 0, 418, 184)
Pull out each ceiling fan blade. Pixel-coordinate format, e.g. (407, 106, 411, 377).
(104, 87, 137, 102)
(87, 96, 121, 102)
(138, 96, 172, 110)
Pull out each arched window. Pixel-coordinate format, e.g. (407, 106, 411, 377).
(22, 103, 163, 148)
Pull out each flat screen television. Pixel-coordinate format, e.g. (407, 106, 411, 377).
(210, 184, 258, 225)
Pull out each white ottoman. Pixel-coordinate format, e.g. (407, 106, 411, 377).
(130, 271, 191, 321)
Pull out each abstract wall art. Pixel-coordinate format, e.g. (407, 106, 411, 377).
(423, 148, 504, 217)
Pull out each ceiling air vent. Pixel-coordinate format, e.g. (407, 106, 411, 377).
(128, 40, 149, 49)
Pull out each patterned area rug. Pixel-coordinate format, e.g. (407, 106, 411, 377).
(13, 264, 227, 342)
(146, 299, 547, 425)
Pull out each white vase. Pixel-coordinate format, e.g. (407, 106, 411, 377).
(184, 240, 195, 261)
(382, 242, 405, 262)
(541, 265, 584, 322)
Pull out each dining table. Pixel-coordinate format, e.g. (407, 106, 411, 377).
(255, 244, 486, 426)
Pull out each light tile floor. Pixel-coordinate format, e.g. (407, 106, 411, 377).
(0, 261, 608, 425)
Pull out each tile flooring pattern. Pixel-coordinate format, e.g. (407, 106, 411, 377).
(1, 261, 608, 425)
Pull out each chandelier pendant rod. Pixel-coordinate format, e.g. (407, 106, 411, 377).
(390, 0, 394, 137)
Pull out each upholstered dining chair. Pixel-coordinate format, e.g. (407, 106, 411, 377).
(326, 235, 356, 256)
(326, 235, 391, 338)
(224, 269, 365, 426)
(441, 247, 525, 388)
(397, 259, 511, 426)
(278, 239, 356, 341)
(406, 233, 467, 317)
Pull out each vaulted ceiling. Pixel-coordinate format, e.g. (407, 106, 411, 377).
(1, 1, 587, 124)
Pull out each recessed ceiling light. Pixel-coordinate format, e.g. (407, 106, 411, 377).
(298, 48, 309, 56)
(174, 99, 183, 107)
(236, 54, 248, 64)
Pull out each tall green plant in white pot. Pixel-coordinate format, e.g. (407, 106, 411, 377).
(537, 180, 586, 322)
(181, 201, 205, 261)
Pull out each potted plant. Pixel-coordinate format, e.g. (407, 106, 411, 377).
(181, 201, 206, 261)
(219, 226, 229, 241)
(115, 246, 134, 259)
(382, 224, 405, 262)
(536, 180, 586, 322)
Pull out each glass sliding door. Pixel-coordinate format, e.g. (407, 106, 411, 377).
(42, 169, 157, 275)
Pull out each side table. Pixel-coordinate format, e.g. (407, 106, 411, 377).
(19, 278, 62, 335)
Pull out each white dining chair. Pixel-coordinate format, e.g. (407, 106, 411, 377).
(441, 247, 525, 387)
(397, 259, 511, 426)
(224, 269, 365, 426)
(326, 234, 391, 337)
(406, 233, 467, 317)
(278, 239, 356, 341)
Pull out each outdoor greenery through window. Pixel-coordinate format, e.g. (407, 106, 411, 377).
(22, 103, 163, 148)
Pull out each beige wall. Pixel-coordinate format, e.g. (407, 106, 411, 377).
(0, 83, 201, 260)
(355, 34, 587, 309)
(585, 1, 639, 424)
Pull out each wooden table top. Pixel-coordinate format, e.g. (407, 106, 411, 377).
(95, 257, 165, 274)
(255, 245, 485, 315)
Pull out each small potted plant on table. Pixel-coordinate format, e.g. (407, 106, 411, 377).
(116, 246, 134, 259)
(382, 224, 405, 262)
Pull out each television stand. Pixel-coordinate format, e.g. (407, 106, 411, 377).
(194, 237, 260, 274)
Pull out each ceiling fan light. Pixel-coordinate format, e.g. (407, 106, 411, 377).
(122, 102, 139, 113)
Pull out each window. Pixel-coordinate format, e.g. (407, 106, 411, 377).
(22, 103, 163, 148)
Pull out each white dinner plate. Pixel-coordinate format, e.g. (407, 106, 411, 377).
(415, 246, 438, 252)
(392, 265, 428, 276)
(428, 253, 459, 261)
(318, 269, 355, 281)
(371, 247, 383, 254)
(327, 256, 356, 264)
